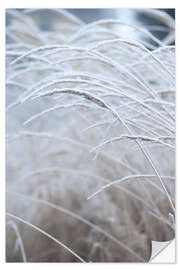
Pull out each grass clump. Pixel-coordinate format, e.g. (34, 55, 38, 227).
(6, 8, 175, 262)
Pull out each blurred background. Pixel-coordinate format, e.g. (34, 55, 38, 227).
(12, 8, 175, 42)
(67, 8, 175, 44)
(66, 8, 175, 23)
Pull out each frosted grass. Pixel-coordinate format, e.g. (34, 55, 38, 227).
(6, 8, 175, 262)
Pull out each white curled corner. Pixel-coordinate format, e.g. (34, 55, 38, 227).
(150, 239, 175, 263)
(150, 212, 175, 263)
